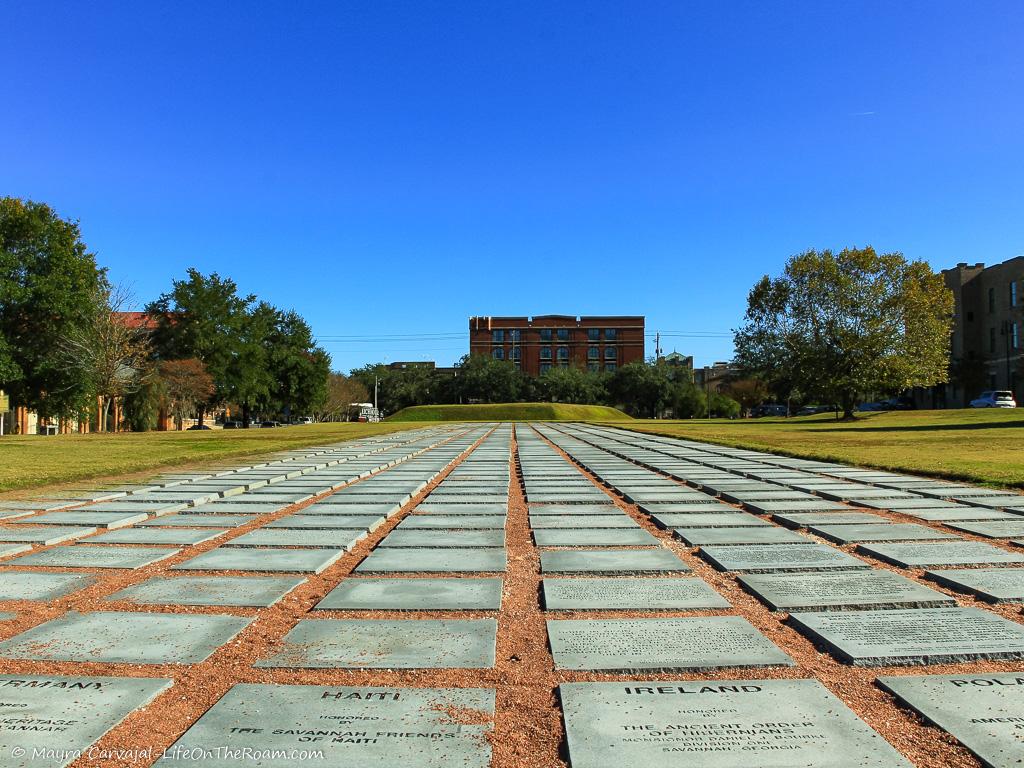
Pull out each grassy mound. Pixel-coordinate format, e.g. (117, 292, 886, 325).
(386, 403, 632, 422)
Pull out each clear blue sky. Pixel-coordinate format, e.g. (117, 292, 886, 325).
(3, 1, 1022, 371)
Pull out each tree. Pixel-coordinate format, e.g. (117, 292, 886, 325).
(54, 284, 153, 431)
(0, 198, 108, 420)
(147, 269, 253, 423)
(735, 246, 954, 419)
(607, 361, 673, 417)
(538, 366, 606, 404)
(670, 379, 706, 418)
(158, 359, 215, 429)
(454, 355, 524, 404)
(952, 352, 989, 403)
(724, 378, 769, 417)
(320, 372, 369, 421)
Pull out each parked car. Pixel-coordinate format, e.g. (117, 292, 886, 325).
(752, 404, 787, 417)
(857, 401, 886, 412)
(186, 424, 211, 430)
(295, 416, 314, 425)
(970, 391, 1017, 408)
(221, 421, 244, 429)
(796, 405, 834, 416)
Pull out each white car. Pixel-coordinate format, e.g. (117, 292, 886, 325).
(970, 390, 1017, 408)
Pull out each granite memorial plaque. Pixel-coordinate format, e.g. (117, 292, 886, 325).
(925, 568, 1024, 603)
(8, 545, 180, 569)
(0, 572, 95, 601)
(542, 577, 728, 610)
(809, 523, 956, 544)
(256, 618, 497, 669)
(315, 577, 503, 611)
(700, 544, 870, 573)
(739, 571, 956, 612)
(856, 541, 1024, 568)
(559, 678, 911, 768)
(539, 549, 689, 574)
(172, 547, 344, 573)
(789, 607, 1024, 665)
(107, 575, 306, 607)
(877, 673, 1023, 768)
(355, 548, 506, 573)
(0, 611, 251, 664)
(673, 526, 809, 546)
(533, 529, 659, 547)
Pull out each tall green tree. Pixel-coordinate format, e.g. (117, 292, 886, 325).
(607, 361, 673, 417)
(148, 269, 254, 422)
(735, 246, 954, 419)
(537, 366, 606, 404)
(0, 198, 108, 420)
(455, 354, 524, 404)
(265, 309, 330, 418)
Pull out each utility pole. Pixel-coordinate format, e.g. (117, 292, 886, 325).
(704, 366, 711, 420)
(373, 375, 379, 420)
(655, 332, 661, 360)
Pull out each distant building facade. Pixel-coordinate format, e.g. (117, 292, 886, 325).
(694, 361, 739, 393)
(925, 258, 1024, 408)
(468, 315, 645, 376)
(658, 351, 694, 380)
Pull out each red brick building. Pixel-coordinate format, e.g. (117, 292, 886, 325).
(469, 315, 645, 376)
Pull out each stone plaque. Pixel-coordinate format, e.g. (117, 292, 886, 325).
(355, 548, 506, 573)
(925, 568, 1024, 603)
(542, 577, 728, 610)
(856, 541, 1024, 568)
(414, 504, 507, 515)
(9, 545, 180, 569)
(107, 575, 305, 607)
(0, 526, 96, 545)
(0, 611, 251, 664)
(88, 527, 227, 545)
(157, 684, 494, 767)
(700, 543, 870, 573)
(674, 526, 809, 546)
(539, 549, 689, 574)
(172, 547, 345, 573)
(379, 530, 505, 548)
(0, 674, 172, 768)
(547, 617, 793, 672)
(789, 607, 1024, 665)
(0, 572, 95, 601)
(533, 529, 659, 547)
(560, 678, 911, 768)
(809, 523, 956, 544)
(529, 515, 637, 529)
(315, 577, 503, 611)
(225, 529, 364, 549)
(23, 511, 149, 529)
(256, 618, 497, 669)
(947, 521, 1024, 539)
(137, 513, 252, 527)
(744, 500, 851, 514)
(0, 544, 31, 560)
(649, 513, 770, 529)
(399, 515, 506, 529)
(772, 512, 893, 528)
(739, 571, 956, 612)
(528, 504, 620, 516)
(877, 673, 1023, 768)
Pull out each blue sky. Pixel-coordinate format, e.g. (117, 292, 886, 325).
(3, 1, 1022, 371)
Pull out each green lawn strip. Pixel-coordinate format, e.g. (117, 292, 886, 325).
(599, 409, 1024, 489)
(387, 403, 631, 422)
(0, 422, 430, 494)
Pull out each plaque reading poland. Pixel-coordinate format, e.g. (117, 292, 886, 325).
(547, 617, 793, 672)
(158, 684, 494, 768)
(559, 679, 911, 768)
(788, 608, 1024, 666)
(0, 674, 172, 768)
(877, 674, 1024, 768)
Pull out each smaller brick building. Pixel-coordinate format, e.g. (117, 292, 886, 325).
(469, 315, 645, 376)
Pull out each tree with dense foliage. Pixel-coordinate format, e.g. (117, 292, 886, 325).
(147, 269, 253, 422)
(724, 378, 769, 417)
(0, 197, 108, 421)
(320, 372, 370, 421)
(454, 355, 525, 404)
(54, 285, 153, 431)
(538, 366, 607, 404)
(607, 361, 674, 417)
(735, 246, 954, 419)
(158, 358, 215, 429)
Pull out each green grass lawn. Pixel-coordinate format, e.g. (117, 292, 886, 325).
(604, 409, 1024, 488)
(387, 402, 631, 422)
(0, 422, 429, 494)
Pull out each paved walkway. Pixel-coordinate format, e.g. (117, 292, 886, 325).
(0, 423, 1020, 767)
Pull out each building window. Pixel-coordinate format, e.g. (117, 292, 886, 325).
(604, 347, 617, 360)
(990, 327, 997, 352)
(510, 329, 521, 342)
(492, 329, 504, 343)
(540, 362, 552, 374)
(1012, 282, 1019, 308)
(557, 328, 569, 341)
(540, 329, 552, 342)
(605, 328, 617, 341)
(605, 362, 617, 373)
(587, 346, 599, 360)
(587, 328, 599, 342)
(492, 348, 504, 360)
(587, 362, 599, 372)
(989, 287, 996, 313)
(540, 346, 552, 360)
(556, 346, 569, 360)
(1014, 322, 1020, 350)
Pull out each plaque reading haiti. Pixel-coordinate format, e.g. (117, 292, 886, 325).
(158, 684, 494, 767)
(559, 679, 911, 768)
(877, 674, 1024, 768)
